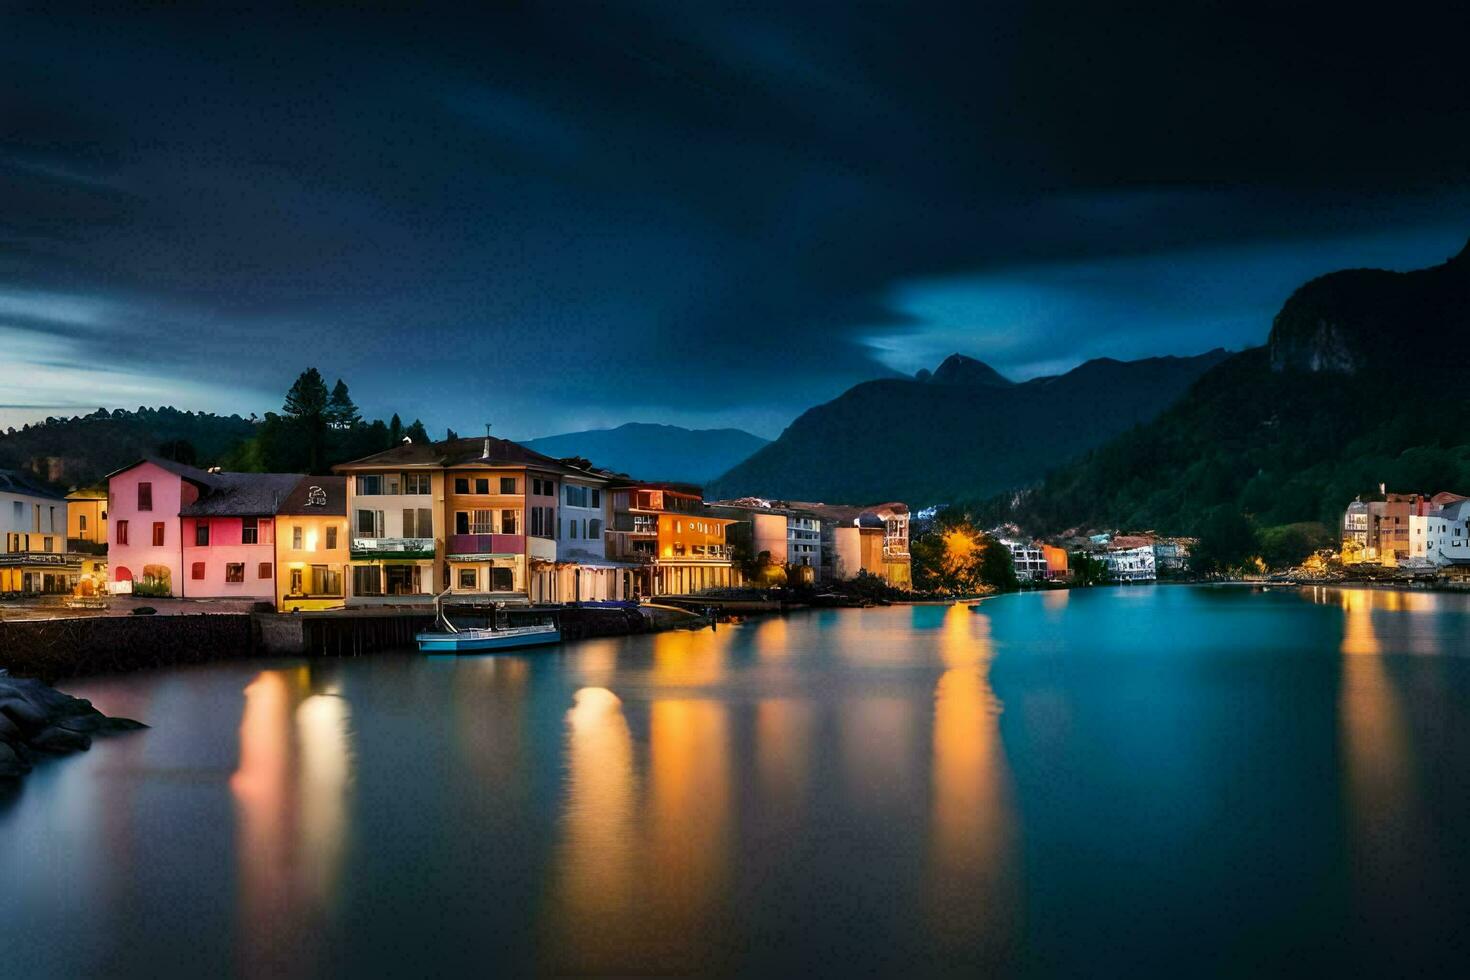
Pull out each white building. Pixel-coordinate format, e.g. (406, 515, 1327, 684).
(1103, 545, 1156, 583)
(1, 469, 75, 594)
(1424, 500, 1470, 570)
(1003, 540, 1048, 582)
(787, 512, 823, 580)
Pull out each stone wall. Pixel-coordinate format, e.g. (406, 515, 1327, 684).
(0, 615, 254, 681)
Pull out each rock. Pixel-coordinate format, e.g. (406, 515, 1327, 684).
(29, 726, 92, 754)
(0, 673, 145, 779)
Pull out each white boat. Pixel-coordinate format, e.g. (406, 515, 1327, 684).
(416, 589, 561, 654)
(416, 624, 561, 653)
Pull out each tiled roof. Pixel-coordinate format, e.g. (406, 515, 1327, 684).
(784, 500, 909, 525)
(0, 468, 65, 500)
(103, 455, 222, 488)
(335, 436, 603, 479)
(277, 475, 348, 516)
(179, 472, 304, 517)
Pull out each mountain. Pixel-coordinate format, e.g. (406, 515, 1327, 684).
(706, 349, 1230, 506)
(522, 422, 770, 484)
(984, 238, 1470, 535)
(0, 407, 258, 489)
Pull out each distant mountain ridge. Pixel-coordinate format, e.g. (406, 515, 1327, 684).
(984, 237, 1470, 535)
(522, 422, 769, 484)
(706, 349, 1230, 506)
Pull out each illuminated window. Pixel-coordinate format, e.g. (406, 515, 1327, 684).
(458, 567, 477, 589)
(152, 522, 165, 547)
(326, 526, 338, 549)
(290, 568, 303, 593)
(117, 520, 129, 545)
(292, 525, 303, 549)
(241, 518, 259, 545)
(225, 563, 244, 583)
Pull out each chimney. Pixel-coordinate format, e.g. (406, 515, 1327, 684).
(1379, 482, 1386, 496)
(482, 422, 492, 460)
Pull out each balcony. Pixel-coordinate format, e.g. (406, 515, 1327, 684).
(351, 537, 436, 560)
(447, 533, 525, 557)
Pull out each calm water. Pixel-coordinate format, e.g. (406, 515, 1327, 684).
(5, 586, 1470, 976)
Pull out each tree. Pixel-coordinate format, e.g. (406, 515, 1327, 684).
(156, 438, 197, 466)
(1191, 507, 1261, 576)
(326, 379, 361, 429)
(911, 512, 1017, 594)
(389, 414, 403, 444)
(1260, 522, 1333, 569)
(1070, 552, 1107, 585)
(445, 428, 459, 441)
(404, 419, 429, 443)
(283, 368, 329, 419)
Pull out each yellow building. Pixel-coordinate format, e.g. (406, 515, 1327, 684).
(2, 469, 76, 594)
(274, 476, 350, 612)
(66, 486, 108, 547)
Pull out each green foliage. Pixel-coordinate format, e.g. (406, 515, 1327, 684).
(911, 509, 1017, 594)
(1069, 552, 1107, 585)
(326, 380, 361, 429)
(1190, 507, 1260, 576)
(1259, 522, 1334, 569)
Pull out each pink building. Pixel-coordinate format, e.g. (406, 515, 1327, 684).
(106, 457, 300, 599)
(106, 458, 207, 595)
(180, 472, 300, 601)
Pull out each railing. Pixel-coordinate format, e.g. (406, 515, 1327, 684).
(447, 533, 525, 556)
(66, 538, 108, 556)
(350, 537, 436, 559)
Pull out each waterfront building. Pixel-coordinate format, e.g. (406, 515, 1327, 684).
(180, 472, 300, 603)
(336, 435, 629, 606)
(605, 482, 738, 596)
(1152, 537, 1193, 573)
(1042, 543, 1070, 580)
(105, 458, 205, 596)
(791, 501, 912, 588)
(709, 496, 826, 585)
(1103, 545, 1156, 582)
(1424, 499, 1470, 574)
(1004, 540, 1048, 582)
(275, 476, 350, 611)
(1341, 498, 1370, 557)
(0, 469, 75, 594)
(65, 485, 109, 593)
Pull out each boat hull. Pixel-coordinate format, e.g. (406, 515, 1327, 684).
(415, 628, 561, 653)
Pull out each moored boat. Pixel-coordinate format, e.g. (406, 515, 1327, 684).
(415, 588, 561, 654)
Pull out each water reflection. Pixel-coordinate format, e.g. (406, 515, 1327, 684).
(651, 626, 731, 686)
(230, 668, 353, 977)
(927, 605, 1018, 952)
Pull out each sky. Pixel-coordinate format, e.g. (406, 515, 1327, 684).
(4, 2, 1469, 440)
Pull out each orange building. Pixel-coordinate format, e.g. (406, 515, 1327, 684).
(606, 483, 738, 596)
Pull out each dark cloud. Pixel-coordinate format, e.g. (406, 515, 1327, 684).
(3, 2, 1469, 437)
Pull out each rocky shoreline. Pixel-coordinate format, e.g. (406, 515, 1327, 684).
(0, 670, 146, 781)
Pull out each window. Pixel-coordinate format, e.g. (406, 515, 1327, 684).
(455, 477, 470, 494)
(357, 509, 382, 537)
(240, 518, 259, 545)
(501, 510, 518, 535)
(568, 520, 577, 539)
(42, 536, 53, 552)
(117, 520, 129, 545)
(475, 478, 490, 495)
(406, 472, 431, 495)
(532, 477, 553, 496)
(500, 477, 517, 494)
(79, 514, 87, 532)
(292, 525, 303, 550)
(591, 489, 600, 508)
(290, 568, 303, 593)
(225, 563, 245, 583)
(192, 562, 205, 580)
(138, 482, 152, 511)
(352, 565, 382, 596)
(196, 523, 210, 546)
(588, 518, 602, 538)
(49, 506, 56, 532)
(491, 567, 514, 591)
(356, 475, 382, 495)
(403, 508, 434, 538)
(471, 509, 494, 534)
(11, 501, 20, 525)
(258, 562, 272, 579)
(458, 567, 478, 589)
(152, 522, 165, 547)
(565, 485, 589, 507)
(383, 473, 402, 495)
(326, 526, 338, 549)
(455, 511, 469, 534)
(310, 565, 341, 595)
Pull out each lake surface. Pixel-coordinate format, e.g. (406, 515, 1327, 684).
(5, 586, 1470, 976)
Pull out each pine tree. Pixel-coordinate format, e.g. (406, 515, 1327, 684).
(326, 379, 360, 429)
(405, 419, 430, 443)
(283, 368, 329, 420)
(389, 414, 403, 444)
